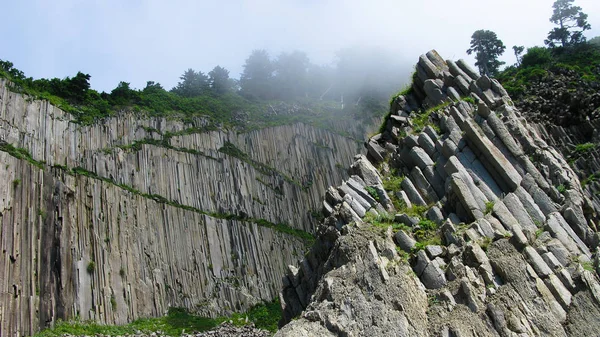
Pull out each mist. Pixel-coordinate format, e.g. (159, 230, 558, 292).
(1, 0, 600, 92)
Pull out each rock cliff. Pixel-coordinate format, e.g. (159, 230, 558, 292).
(0, 79, 377, 336)
(278, 51, 600, 336)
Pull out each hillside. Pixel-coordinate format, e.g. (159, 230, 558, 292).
(0, 76, 383, 336)
(278, 50, 600, 336)
(2, 45, 600, 337)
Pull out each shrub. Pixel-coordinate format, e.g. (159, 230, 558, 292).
(485, 201, 495, 214)
(87, 261, 95, 274)
(521, 47, 552, 68)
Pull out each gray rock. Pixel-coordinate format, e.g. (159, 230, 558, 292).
(421, 263, 448, 289)
(457, 59, 481, 80)
(424, 79, 446, 105)
(394, 231, 416, 252)
(418, 133, 436, 157)
(409, 146, 434, 169)
(476, 75, 492, 91)
(401, 177, 427, 206)
(426, 206, 444, 225)
(426, 245, 445, 259)
(463, 118, 522, 191)
(349, 154, 383, 186)
(367, 140, 386, 162)
(524, 246, 553, 278)
(395, 213, 420, 227)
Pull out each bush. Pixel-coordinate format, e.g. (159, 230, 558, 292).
(521, 47, 552, 68)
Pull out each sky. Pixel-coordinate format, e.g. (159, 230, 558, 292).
(1, 0, 599, 92)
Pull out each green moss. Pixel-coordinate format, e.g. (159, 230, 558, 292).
(0, 142, 45, 169)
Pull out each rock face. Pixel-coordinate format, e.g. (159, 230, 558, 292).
(278, 51, 600, 336)
(0, 79, 377, 336)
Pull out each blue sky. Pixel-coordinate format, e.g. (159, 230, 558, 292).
(2, 0, 599, 92)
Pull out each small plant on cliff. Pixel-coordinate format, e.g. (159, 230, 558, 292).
(574, 142, 595, 153)
(12, 178, 21, 188)
(365, 186, 380, 201)
(87, 261, 95, 274)
(485, 201, 495, 214)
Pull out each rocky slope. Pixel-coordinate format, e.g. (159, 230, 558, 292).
(278, 51, 600, 336)
(0, 79, 379, 336)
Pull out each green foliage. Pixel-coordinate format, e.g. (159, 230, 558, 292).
(417, 219, 437, 231)
(382, 173, 405, 192)
(12, 178, 21, 188)
(479, 237, 492, 252)
(0, 142, 45, 169)
(581, 173, 600, 188)
(229, 299, 282, 332)
(462, 96, 476, 104)
(466, 30, 506, 76)
(34, 300, 283, 337)
(556, 184, 567, 194)
(498, 43, 600, 97)
(545, 0, 591, 48)
(87, 261, 95, 274)
(412, 101, 451, 133)
(485, 201, 495, 214)
(365, 186, 380, 201)
(171, 69, 209, 98)
(574, 142, 595, 153)
(512, 45, 525, 66)
(521, 47, 553, 68)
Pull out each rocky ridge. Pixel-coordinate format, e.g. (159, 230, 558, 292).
(277, 51, 600, 336)
(0, 79, 378, 336)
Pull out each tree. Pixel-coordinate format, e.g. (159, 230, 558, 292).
(171, 69, 209, 97)
(110, 81, 139, 106)
(589, 36, 600, 47)
(466, 30, 506, 77)
(66, 72, 91, 102)
(273, 51, 310, 99)
(208, 66, 231, 95)
(239, 49, 274, 100)
(512, 46, 525, 66)
(545, 0, 591, 48)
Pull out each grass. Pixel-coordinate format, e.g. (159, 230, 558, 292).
(484, 201, 495, 215)
(382, 172, 405, 192)
(34, 300, 283, 337)
(556, 184, 566, 194)
(582, 173, 600, 188)
(574, 143, 596, 153)
(0, 142, 45, 169)
(365, 186, 380, 201)
(363, 212, 408, 232)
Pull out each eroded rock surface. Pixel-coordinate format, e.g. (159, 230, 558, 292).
(0, 79, 376, 336)
(279, 51, 600, 336)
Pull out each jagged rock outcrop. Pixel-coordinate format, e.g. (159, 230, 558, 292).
(278, 51, 600, 336)
(0, 79, 379, 336)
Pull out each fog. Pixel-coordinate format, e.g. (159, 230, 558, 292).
(2, 0, 600, 92)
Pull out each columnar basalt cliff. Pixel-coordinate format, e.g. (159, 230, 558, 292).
(0, 79, 378, 336)
(278, 51, 600, 336)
